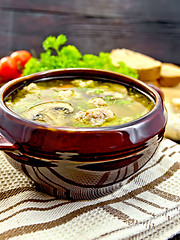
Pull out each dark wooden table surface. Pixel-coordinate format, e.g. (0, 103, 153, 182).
(0, 0, 180, 65)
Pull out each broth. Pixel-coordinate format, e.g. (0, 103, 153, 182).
(5, 79, 154, 127)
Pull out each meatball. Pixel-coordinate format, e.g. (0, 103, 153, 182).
(57, 89, 74, 99)
(74, 107, 115, 126)
(23, 83, 38, 92)
(71, 79, 95, 88)
(88, 97, 107, 107)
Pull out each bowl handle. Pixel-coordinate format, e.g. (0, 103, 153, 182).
(0, 129, 18, 150)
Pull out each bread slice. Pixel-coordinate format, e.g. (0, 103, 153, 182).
(164, 102, 180, 141)
(110, 48, 162, 81)
(161, 84, 180, 140)
(158, 63, 180, 87)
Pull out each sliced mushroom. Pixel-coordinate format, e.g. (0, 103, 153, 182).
(32, 113, 45, 122)
(23, 101, 74, 125)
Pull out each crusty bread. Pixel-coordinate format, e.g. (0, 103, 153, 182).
(161, 84, 180, 141)
(158, 63, 180, 87)
(110, 48, 180, 140)
(110, 48, 162, 81)
(164, 102, 180, 141)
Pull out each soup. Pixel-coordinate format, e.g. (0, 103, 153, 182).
(5, 79, 154, 127)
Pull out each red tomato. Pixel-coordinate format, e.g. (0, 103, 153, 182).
(10, 50, 32, 70)
(0, 50, 31, 84)
(0, 56, 20, 83)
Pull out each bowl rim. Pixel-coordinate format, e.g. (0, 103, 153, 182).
(0, 68, 163, 132)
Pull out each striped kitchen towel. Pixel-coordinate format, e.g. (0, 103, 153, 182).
(0, 138, 179, 240)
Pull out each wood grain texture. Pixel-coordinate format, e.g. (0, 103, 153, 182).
(0, 0, 180, 64)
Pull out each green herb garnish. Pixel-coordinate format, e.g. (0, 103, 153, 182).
(117, 100, 133, 105)
(94, 89, 104, 94)
(23, 34, 138, 78)
(104, 96, 111, 101)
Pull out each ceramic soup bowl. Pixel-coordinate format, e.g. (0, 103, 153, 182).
(0, 68, 167, 199)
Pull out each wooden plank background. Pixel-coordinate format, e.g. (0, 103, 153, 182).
(0, 0, 180, 64)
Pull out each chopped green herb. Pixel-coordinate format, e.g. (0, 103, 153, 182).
(73, 122, 93, 128)
(105, 96, 112, 101)
(94, 89, 104, 94)
(135, 113, 143, 119)
(117, 100, 133, 105)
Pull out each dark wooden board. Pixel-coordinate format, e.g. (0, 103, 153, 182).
(1, 0, 180, 64)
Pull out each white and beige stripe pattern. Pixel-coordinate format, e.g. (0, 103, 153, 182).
(0, 138, 180, 240)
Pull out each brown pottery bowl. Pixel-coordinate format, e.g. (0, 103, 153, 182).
(0, 68, 167, 200)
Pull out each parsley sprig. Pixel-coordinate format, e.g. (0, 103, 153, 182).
(23, 34, 138, 78)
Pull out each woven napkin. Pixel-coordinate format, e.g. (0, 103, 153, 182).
(0, 138, 179, 240)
